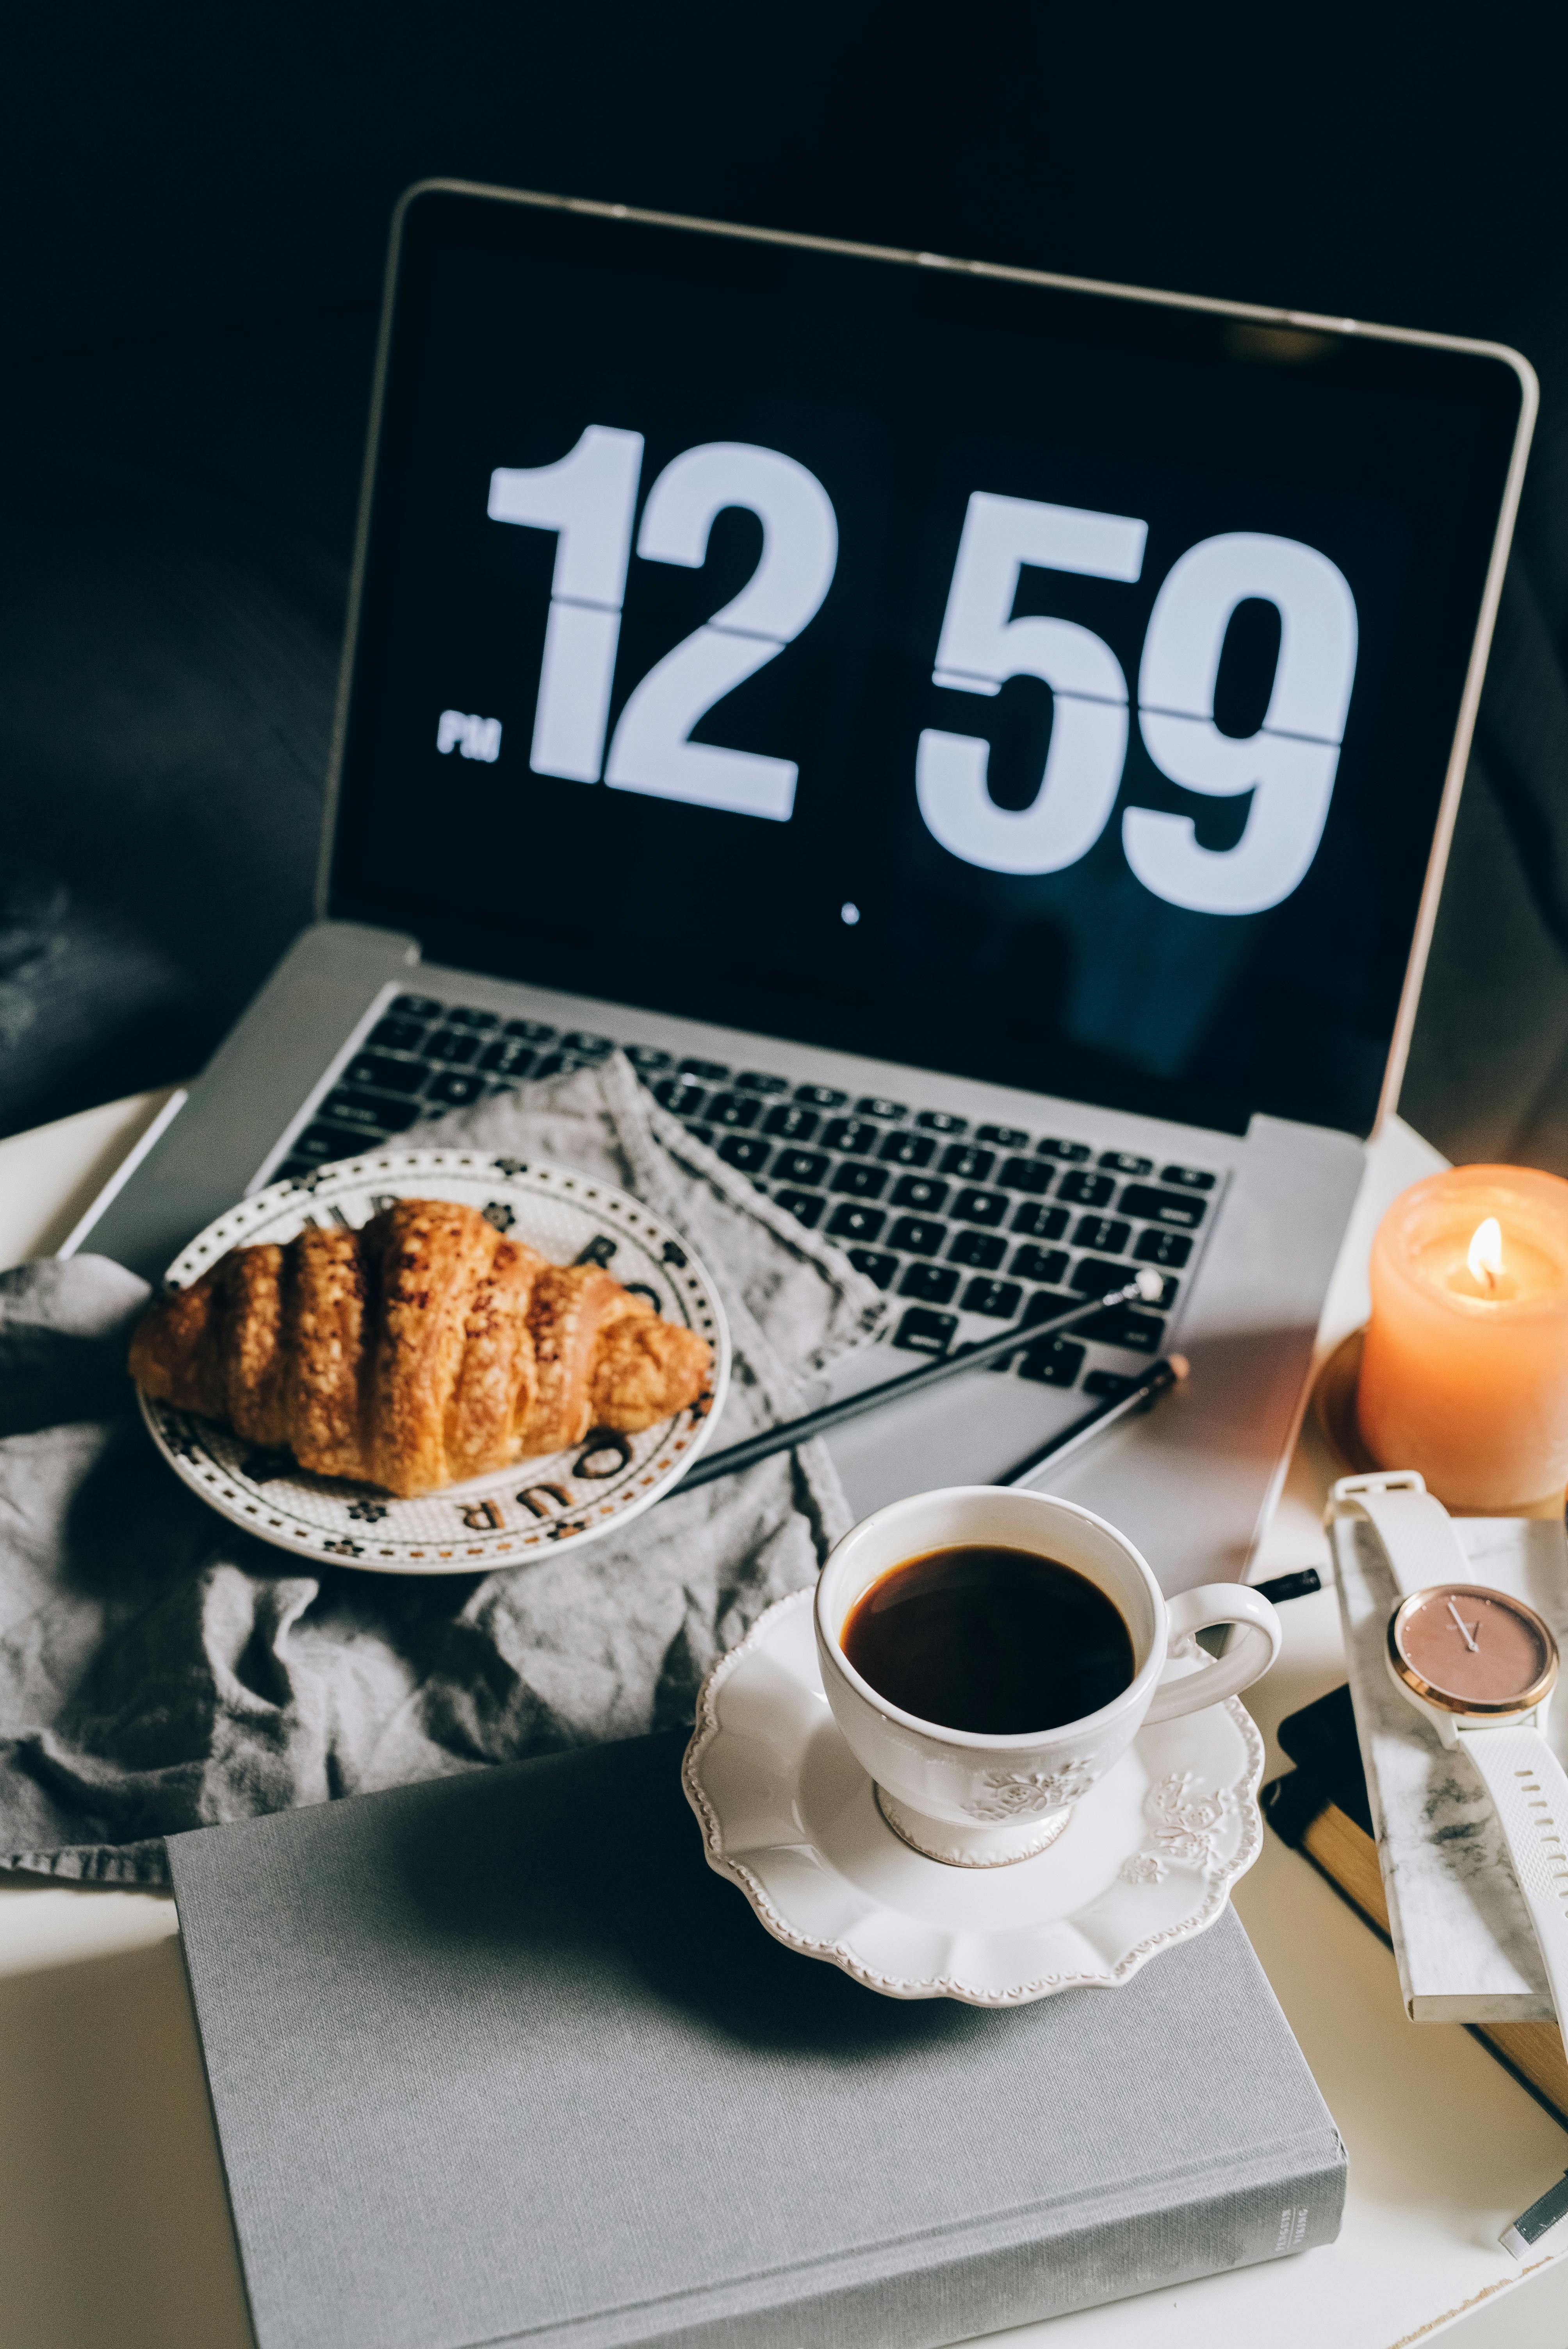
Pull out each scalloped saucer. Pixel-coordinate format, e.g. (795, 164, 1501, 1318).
(682, 1588, 1264, 2006)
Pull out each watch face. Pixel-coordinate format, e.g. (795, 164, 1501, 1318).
(1389, 1584, 1558, 1715)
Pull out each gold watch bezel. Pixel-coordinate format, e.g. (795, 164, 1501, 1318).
(1387, 1583, 1559, 1716)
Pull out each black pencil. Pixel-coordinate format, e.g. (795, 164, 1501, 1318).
(996, 1354, 1188, 1488)
(677, 1269, 1168, 1494)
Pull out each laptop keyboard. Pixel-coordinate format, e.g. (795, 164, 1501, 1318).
(271, 994, 1222, 1394)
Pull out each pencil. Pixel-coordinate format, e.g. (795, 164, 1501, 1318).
(678, 1269, 1169, 1494)
(996, 1354, 1188, 1488)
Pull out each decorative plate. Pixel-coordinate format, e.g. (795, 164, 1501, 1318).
(138, 1147, 730, 1574)
(682, 1588, 1263, 2006)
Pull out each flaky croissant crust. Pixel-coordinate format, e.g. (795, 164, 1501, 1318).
(129, 1198, 711, 1497)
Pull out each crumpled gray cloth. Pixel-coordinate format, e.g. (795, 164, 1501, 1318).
(0, 1055, 886, 1884)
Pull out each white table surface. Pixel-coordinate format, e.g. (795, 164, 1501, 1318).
(2, 1096, 1566, 2349)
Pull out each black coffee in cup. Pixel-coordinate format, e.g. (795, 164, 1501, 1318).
(841, 1544, 1135, 1734)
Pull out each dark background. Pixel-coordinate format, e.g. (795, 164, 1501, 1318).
(5, 2, 1567, 1162)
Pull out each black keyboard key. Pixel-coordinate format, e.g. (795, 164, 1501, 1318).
(831, 1162, 889, 1200)
(344, 1052, 426, 1095)
(987, 1289, 1070, 1372)
(1022, 1287, 1079, 1326)
(1078, 1304, 1165, 1353)
(320, 1086, 419, 1133)
(941, 1144, 994, 1181)
(624, 1043, 672, 1071)
(369, 1017, 426, 1053)
(1012, 1200, 1069, 1241)
(961, 1276, 1021, 1319)
(531, 1054, 565, 1079)
(1037, 1137, 1091, 1164)
(1161, 1164, 1217, 1192)
(1058, 1170, 1115, 1208)
(289, 1121, 371, 1167)
(1070, 1254, 1138, 1299)
(1073, 1215, 1130, 1255)
(1134, 1228, 1192, 1268)
(1084, 1370, 1142, 1400)
(894, 1306, 957, 1354)
(848, 1248, 899, 1289)
(479, 1040, 536, 1078)
(505, 1017, 557, 1043)
(774, 1148, 829, 1185)
(391, 993, 442, 1018)
(426, 1069, 486, 1108)
(857, 1096, 907, 1120)
(900, 1262, 959, 1305)
(954, 1187, 1007, 1228)
(1099, 1150, 1152, 1176)
(823, 1117, 877, 1154)
(764, 1103, 819, 1141)
(950, 1229, 1006, 1271)
(891, 1174, 948, 1212)
(1019, 1337, 1085, 1387)
(1120, 1183, 1208, 1230)
(795, 1083, 847, 1108)
(680, 1056, 729, 1081)
(916, 1109, 966, 1134)
(718, 1134, 771, 1174)
(976, 1124, 1030, 1148)
(998, 1155, 1052, 1194)
(654, 1079, 707, 1117)
(684, 1122, 715, 1147)
(707, 1092, 760, 1128)
(451, 1007, 500, 1031)
(1012, 1244, 1068, 1284)
(773, 1187, 825, 1228)
(426, 1029, 479, 1065)
(828, 1203, 887, 1243)
(878, 1130, 935, 1167)
(738, 1072, 790, 1095)
(561, 1030, 613, 1057)
(889, 1215, 947, 1256)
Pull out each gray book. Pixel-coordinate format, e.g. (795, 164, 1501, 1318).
(167, 1733, 1346, 2349)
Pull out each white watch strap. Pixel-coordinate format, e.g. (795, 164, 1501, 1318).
(1464, 1726, 1568, 2029)
(1332, 1476, 1471, 1597)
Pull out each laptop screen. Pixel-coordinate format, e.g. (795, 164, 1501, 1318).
(328, 186, 1529, 1139)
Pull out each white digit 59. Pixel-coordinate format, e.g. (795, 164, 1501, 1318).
(604, 442, 838, 822)
(916, 493, 1148, 874)
(1126, 532, 1358, 915)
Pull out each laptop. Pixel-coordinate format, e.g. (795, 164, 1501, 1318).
(76, 180, 1535, 1594)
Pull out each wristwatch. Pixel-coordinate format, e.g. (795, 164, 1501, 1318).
(1331, 1465, 1568, 1992)
(1331, 1468, 1568, 2257)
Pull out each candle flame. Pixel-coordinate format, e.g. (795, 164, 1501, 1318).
(1467, 1216, 1504, 1290)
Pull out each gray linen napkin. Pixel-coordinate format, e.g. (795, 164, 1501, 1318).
(0, 1055, 885, 1884)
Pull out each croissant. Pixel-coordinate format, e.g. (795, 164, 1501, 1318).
(128, 1199, 712, 1497)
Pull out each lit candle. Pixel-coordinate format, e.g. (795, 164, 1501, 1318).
(1357, 1165, 1568, 1509)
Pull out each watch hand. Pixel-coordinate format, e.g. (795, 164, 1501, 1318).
(1446, 1596, 1480, 1652)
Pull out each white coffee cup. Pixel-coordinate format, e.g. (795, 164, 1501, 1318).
(814, 1484, 1281, 1867)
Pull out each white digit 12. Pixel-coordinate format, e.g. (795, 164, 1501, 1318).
(1127, 532, 1359, 915)
(604, 442, 837, 822)
(487, 425, 645, 783)
(916, 493, 1148, 873)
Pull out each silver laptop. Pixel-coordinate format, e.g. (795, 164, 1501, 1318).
(77, 181, 1536, 1594)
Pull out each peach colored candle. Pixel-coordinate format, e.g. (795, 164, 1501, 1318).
(1357, 1164, 1568, 1509)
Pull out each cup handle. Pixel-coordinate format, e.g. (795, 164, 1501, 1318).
(1142, 1583, 1283, 1725)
